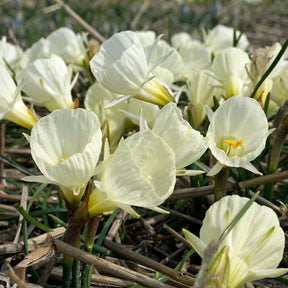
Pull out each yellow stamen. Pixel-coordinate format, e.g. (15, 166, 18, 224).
(60, 157, 68, 162)
(224, 139, 244, 149)
(147, 175, 152, 180)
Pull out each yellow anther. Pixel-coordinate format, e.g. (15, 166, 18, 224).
(224, 139, 244, 149)
(224, 140, 236, 148)
(60, 157, 68, 162)
(235, 140, 244, 147)
(147, 175, 152, 180)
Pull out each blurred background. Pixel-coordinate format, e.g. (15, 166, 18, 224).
(0, 0, 287, 50)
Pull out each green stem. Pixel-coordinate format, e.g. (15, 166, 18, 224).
(62, 200, 90, 288)
(63, 254, 73, 288)
(82, 215, 101, 288)
(263, 182, 274, 202)
(72, 259, 81, 288)
(62, 221, 84, 288)
(214, 167, 229, 201)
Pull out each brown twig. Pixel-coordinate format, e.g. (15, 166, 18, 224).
(53, 0, 106, 43)
(160, 206, 202, 225)
(51, 266, 136, 287)
(163, 224, 193, 250)
(7, 264, 29, 288)
(53, 238, 174, 288)
(237, 170, 288, 189)
(103, 239, 195, 287)
(131, 1, 150, 30)
(5, 148, 31, 155)
(0, 227, 65, 258)
(247, 190, 282, 214)
(170, 170, 288, 204)
(0, 203, 18, 213)
(106, 210, 127, 241)
(14, 186, 28, 244)
(160, 245, 187, 265)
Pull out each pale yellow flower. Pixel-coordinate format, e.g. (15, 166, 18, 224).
(88, 130, 176, 217)
(0, 37, 23, 71)
(47, 27, 87, 66)
(19, 38, 50, 69)
(247, 43, 288, 101)
(203, 25, 249, 56)
(23, 108, 102, 209)
(17, 54, 74, 111)
(0, 65, 37, 129)
(152, 103, 207, 171)
(171, 32, 211, 79)
(183, 195, 288, 288)
(186, 70, 223, 128)
(271, 65, 288, 106)
(206, 96, 272, 176)
(90, 30, 175, 107)
(212, 47, 250, 98)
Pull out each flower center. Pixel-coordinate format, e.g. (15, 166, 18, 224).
(223, 139, 244, 157)
(224, 139, 244, 149)
(60, 157, 68, 162)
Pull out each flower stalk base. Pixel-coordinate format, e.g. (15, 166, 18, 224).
(214, 167, 229, 201)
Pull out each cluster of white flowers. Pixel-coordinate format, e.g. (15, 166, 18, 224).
(1, 24, 287, 286)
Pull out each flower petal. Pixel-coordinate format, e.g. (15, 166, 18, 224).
(182, 228, 206, 259)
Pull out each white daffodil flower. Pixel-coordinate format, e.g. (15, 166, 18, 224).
(16, 54, 75, 112)
(19, 38, 51, 69)
(271, 65, 288, 106)
(121, 97, 160, 127)
(90, 30, 175, 107)
(212, 47, 250, 99)
(136, 31, 184, 85)
(84, 82, 128, 150)
(152, 103, 208, 173)
(47, 27, 88, 66)
(135, 30, 156, 50)
(85, 82, 160, 150)
(88, 130, 176, 218)
(206, 96, 272, 176)
(183, 195, 288, 288)
(23, 108, 102, 210)
(0, 37, 23, 71)
(186, 70, 223, 128)
(171, 32, 211, 79)
(145, 39, 184, 86)
(247, 42, 288, 101)
(0, 65, 37, 129)
(203, 24, 249, 56)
